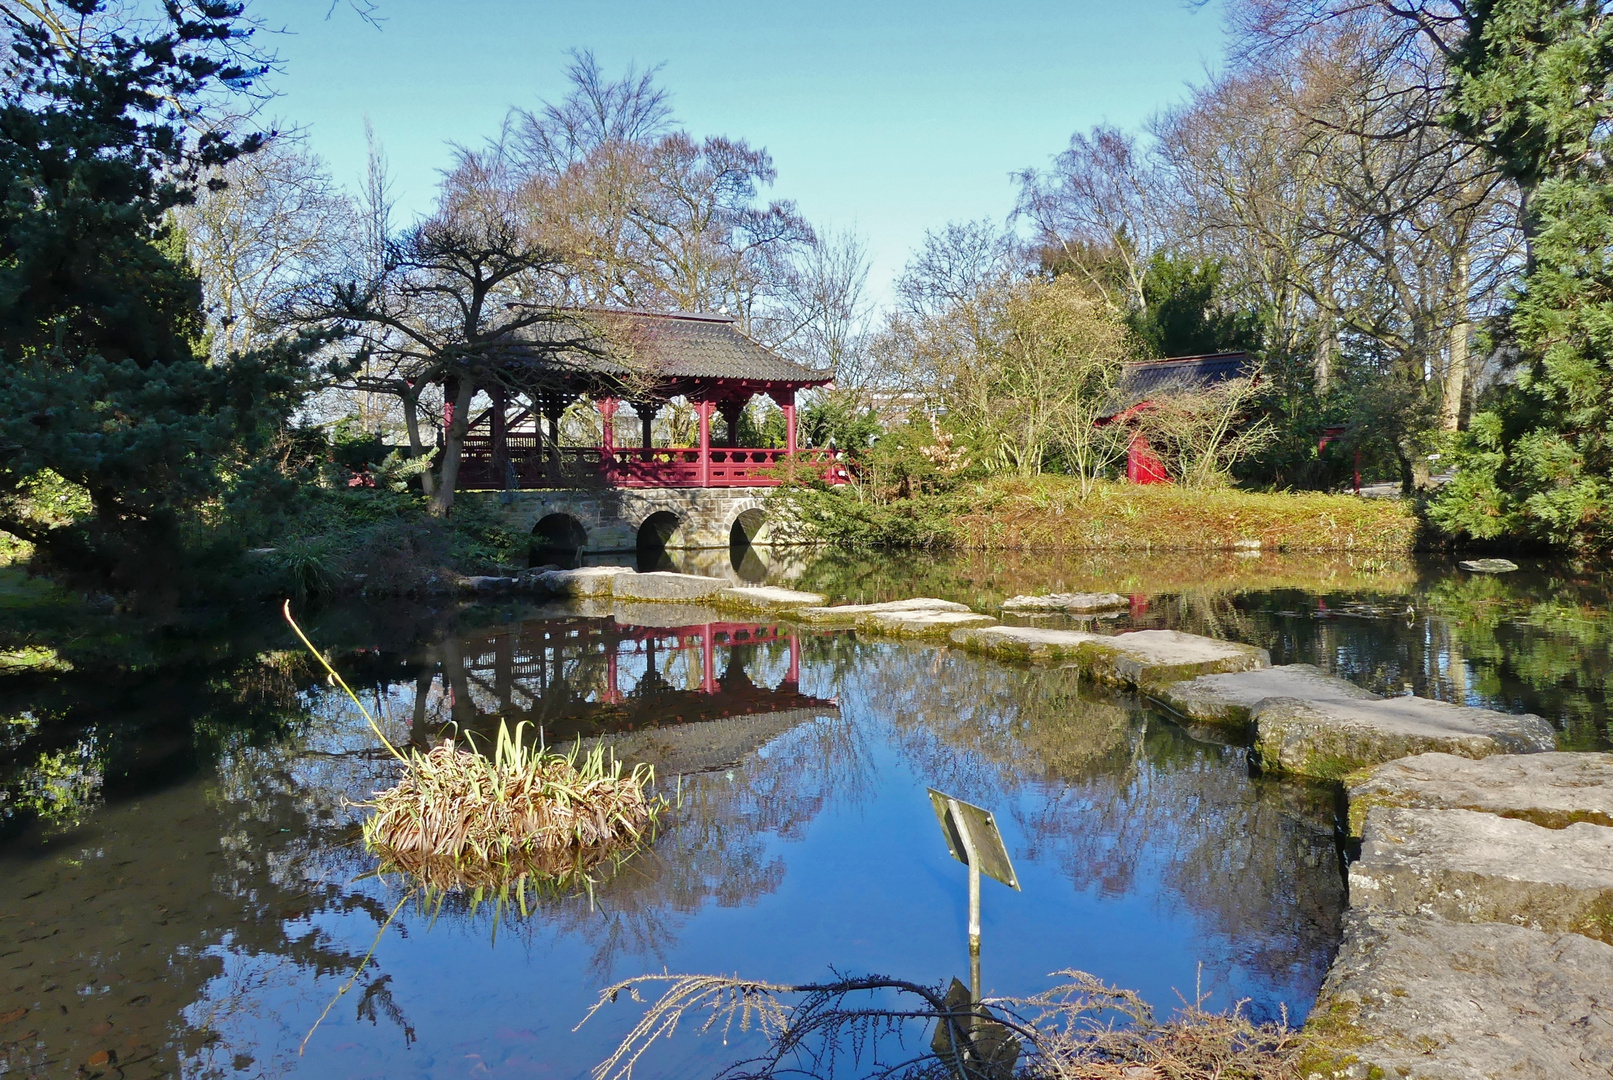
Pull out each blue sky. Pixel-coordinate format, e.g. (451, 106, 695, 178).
(249, 0, 1227, 300)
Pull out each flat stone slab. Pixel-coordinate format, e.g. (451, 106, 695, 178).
(1000, 592, 1128, 613)
(609, 600, 722, 628)
(1305, 910, 1613, 1079)
(949, 626, 1267, 689)
(611, 571, 728, 602)
(862, 610, 998, 638)
(1157, 664, 1556, 778)
(714, 586, 827, 612)
(949, 625, 1101, 662)
(1351, 807, 1613, 944)
(1348, 750, 1613, 834)
(1460, 557, 1519, 573)
(1085, 629, 1268, 691)
(528, 566, 630, 597)
(795, 597, 971, 626)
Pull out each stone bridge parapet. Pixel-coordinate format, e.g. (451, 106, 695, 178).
(469, 487, 794, 559)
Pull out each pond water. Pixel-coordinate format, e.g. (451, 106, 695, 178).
(2, 550, 1609, 1079)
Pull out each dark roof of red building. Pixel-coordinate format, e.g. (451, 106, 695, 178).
(521, 309, 830, 389)
(1104, 351, 1252, 416)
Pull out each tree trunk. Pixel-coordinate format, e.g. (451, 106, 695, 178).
(1441, 251, 1471, 432)
(401, 389, 435, 497)
(429, 378, 476, 517)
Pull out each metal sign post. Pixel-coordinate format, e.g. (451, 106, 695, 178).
(927, 788, 1021, 1079)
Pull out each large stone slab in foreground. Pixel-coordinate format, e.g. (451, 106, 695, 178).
(1347, 750, 1613, 834)
(714, 585, 827, 613)
(795, 597, 971, 627)
(1304, 910, 1613, 1080)
(611, 571, 728, 602)
(1157, 664, 1556, 777)
(1350, 807, 1613, 944)
(948, 625, 1267, 688)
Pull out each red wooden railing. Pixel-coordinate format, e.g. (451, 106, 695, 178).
(455, 444, 850, 490)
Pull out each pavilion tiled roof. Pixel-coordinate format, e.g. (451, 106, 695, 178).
(1105, 351, 1251, 416)
(523, 310, 831, 387)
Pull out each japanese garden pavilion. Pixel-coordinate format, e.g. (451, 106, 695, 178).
(452, 309, 849, 490)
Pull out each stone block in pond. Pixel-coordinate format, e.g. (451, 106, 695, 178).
(999, 592, 1128, 613)
(1347, 750, 1613, 835)
(948, 625, 1101, 662)
(612, 572, 728, 602)
(794, 598, 971, 626)
(1351, 807, 1613, 944)
(1159, 664, 1557, 778)
(1305, 909, 1613, 1079)
(529, 566, 630, 597)
(862, 609, 998, 638)
(714, 586, 826, 613)
(1080, 630, 1269, 691)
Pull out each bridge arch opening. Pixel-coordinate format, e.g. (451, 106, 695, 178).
(530, 513, 587, 569)
(636, 511, 683, 572)
(728, 507, 769, 582)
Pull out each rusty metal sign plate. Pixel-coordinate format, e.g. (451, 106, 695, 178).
(927, 788, 1020, 890)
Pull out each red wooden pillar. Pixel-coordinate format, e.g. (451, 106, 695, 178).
(780, 389, 797, 479)
(598, 397, 617, 455)
(697, 400, 713, 486)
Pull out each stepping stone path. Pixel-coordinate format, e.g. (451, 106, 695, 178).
(1306, 750, 1613, 1076)
(947, 626, 1268, 689)
(715, 586, 826, 612)
(999, 592, 1128, 613)
(794, 597, 972, 626)
(861, 609, 998, 638)
(1156, 664, 1556, 778)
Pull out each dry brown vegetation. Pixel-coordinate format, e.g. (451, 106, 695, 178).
(955, 478, 1419, 554)
(580, 969, 1302, 1080)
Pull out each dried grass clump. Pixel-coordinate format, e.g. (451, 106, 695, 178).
(362, 729, 659, 876)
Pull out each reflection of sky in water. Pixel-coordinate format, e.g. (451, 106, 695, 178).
(1, 620, 1340, 1079)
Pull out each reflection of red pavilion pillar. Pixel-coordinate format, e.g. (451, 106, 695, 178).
(700, 624, 717, 693)
(604, 646, 622, 704)
(787, 632, 801, 685)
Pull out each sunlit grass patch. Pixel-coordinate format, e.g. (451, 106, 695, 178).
(362, 728, 661, 894)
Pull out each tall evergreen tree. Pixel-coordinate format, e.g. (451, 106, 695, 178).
(1430, 0, 1613, 552)
(0, 1, 308, 591)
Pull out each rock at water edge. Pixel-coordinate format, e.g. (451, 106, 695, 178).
(1346, 750, 1613, 834)
(1303, 910, 1613, 1080)
(1155, 664, 1374, 733)
(1351, 807, 1613, 943)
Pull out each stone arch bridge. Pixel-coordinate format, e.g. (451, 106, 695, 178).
(473, 487, 790, 562)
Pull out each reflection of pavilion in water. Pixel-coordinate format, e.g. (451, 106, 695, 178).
(418, 615, 836, 772)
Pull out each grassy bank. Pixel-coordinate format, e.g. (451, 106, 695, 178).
(776, 476, 1422, 554)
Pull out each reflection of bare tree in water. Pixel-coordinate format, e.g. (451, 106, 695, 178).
(836, 645, 1343, 1006)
